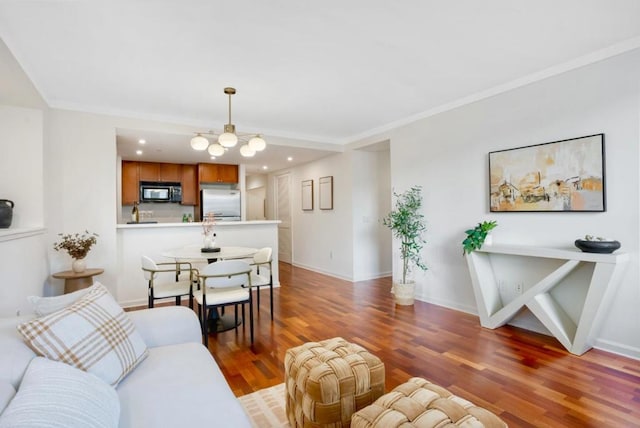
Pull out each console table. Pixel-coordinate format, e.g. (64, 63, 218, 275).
(465, 244, 628, 355)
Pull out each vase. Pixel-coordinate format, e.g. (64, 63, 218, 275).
(72, 258, 86, 273)
(393, 280, 415, 306)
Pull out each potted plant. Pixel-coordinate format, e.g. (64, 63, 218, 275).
(462, 221, 497, 255)
(54, 230, 99, 273)
(383, 186, 427, 305)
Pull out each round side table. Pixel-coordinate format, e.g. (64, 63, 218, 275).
(52, 268, 104, 294)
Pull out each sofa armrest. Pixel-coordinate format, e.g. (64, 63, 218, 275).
(127, 306, 202, 348)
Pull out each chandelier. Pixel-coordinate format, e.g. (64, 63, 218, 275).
(190, 87, 267, 158)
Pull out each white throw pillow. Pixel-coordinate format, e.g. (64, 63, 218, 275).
(17, 282, 148, 386)
(0, 357, 119, 428)
(27, 286, 91, 316)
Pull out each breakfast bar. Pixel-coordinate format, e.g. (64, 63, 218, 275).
(115, 220, 279, 308)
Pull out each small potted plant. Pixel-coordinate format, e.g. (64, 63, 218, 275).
(383, 186, 428, 305)
(462, 221, 497, 255)
(53, 230, 99, 273)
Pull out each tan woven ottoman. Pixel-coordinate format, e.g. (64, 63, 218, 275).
(351, 377, 507, 428)
(284, 337, 385, 428)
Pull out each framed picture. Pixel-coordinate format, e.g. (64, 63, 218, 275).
(319, 176, 333, 210)
(302, 179, 313, 211)
(489, 134, 605, 212)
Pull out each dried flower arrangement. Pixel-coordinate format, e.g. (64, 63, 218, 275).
(53, 230, 98, 259)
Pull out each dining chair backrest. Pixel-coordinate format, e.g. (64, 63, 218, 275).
(200, 260, 252, 289)
(253, 247, 272, 265)
(141, 255, 158, 281)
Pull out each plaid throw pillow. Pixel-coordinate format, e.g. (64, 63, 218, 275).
(17, 282, 148, 387)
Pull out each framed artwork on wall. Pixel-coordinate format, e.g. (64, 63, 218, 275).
(319, 176, 333, 210)
(489, 134, 605, 212)
(302, 179, 313, 211)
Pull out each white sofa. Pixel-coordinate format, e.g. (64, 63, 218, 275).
(0, 306, 252, 427)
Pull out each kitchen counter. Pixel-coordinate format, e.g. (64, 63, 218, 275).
(115, 220, 280, 307)
(116, 220, 280, 229)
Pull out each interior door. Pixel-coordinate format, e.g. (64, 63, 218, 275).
(275, 173, 292, 264)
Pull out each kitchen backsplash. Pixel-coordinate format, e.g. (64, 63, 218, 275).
(121, 203, 195, 223)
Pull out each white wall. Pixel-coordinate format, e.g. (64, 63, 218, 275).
(0, 106, 43, 228)
(352, 149, 392, 280)
(0, 39, 50, 316)
(267, 149, 392, 282)
(246, 174, 267, 220)
(277, 153, 355, 279)
(353, 49, 640, 358)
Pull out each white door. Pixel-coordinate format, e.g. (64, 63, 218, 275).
(275, 173, 292, 263)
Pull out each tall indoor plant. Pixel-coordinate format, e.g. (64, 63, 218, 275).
(383, 186, 427, 305)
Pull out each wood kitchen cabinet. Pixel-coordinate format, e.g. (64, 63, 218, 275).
(198, 163, 239, 184)
(121, 161, 139, 205)
(139, 162, 182, 182)
(138, 162, 159, 181)
(159, 163, 182, 182)
(181, 164, 197, 205)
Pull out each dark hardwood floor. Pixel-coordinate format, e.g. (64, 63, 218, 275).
(147, 262, 640, 427)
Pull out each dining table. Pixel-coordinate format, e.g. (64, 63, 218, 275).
(161, 245, 258, 264)
(161, 245, 258, 333)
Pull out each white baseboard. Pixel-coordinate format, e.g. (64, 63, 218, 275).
(594, 338, 640, 360)
(291, 262, 353, 281)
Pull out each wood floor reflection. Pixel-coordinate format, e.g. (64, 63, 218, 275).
(149, 262, 640, 427)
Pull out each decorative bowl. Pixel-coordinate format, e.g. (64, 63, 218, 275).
(574, 239, 621, 254)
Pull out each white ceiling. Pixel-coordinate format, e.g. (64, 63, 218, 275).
(2, 1, 640, 171)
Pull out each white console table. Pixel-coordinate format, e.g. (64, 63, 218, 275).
(466, 244, 628, 355)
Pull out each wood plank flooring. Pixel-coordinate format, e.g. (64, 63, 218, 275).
(148, 262, 640, 427)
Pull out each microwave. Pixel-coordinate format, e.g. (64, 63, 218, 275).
(140, 183, 182, 203)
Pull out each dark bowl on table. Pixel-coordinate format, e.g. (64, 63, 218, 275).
(574, 239, 621, 254)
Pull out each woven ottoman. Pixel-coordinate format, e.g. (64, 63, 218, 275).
(351, 377, 507, 428)
(285, 337, 385, 428)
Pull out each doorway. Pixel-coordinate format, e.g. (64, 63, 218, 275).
(275, 172, 292, 263)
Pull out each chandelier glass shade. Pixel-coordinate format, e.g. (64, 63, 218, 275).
(189, 87, 266, 157)
(190, 134, 209, 151)
(207, 143, 225, 157)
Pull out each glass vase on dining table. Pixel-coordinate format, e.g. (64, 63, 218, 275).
(202, 212, 217, 251)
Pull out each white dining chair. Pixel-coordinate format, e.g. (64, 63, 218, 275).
(250, 247, 274, 320)
(194, 260, 253, 346)
(141, 256, 196, 309)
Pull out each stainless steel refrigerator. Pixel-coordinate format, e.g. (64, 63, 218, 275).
(200, 189, 241, 221)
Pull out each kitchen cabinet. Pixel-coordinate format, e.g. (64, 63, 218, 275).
(181, 164, 197, 205)
(159, 163, 182, 182)
(138, 162, 159, 181)
(198, 163, 239, 183)
(139, 162, 182, 182)
(122, 161, 139, 205)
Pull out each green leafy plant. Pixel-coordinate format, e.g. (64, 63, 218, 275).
(383, 186, 428, 284)
(462, 221, 497, 255)
(53, 230, 98, 259)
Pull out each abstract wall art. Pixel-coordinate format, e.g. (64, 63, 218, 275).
(489, 134, 605, 212)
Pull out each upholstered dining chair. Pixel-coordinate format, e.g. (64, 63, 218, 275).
(250, 247, 274, 319)
(194, 260, 253, 346)
(141, 256, 196, 309)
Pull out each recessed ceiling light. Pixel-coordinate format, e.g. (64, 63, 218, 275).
(138, 139, 146, 144)
(136, 150, 143, 155)
(262, 165, 268, 170)
(210, 156, 216, 160)
(287, 156, 293, 161)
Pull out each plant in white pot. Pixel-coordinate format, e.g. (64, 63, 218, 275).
(383, 186, 427, 305)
